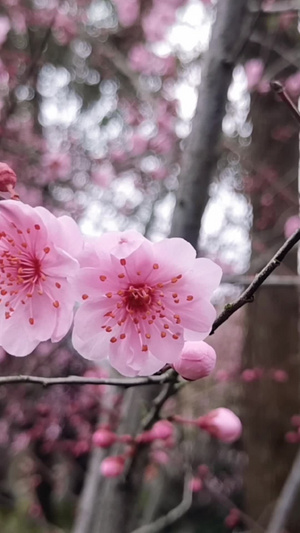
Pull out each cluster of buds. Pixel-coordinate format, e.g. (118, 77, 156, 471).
(96, 409, 242, 478)
(94, 420, 175, 478)
(285, 415, 300, 443)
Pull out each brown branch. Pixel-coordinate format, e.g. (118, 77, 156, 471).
(271, 80, 300, 125)
(211, 228, 300, 334)
(0, 372, 175, 388)
(130, 473, 193, 533)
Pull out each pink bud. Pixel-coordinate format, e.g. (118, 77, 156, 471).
(189, 477, 203, 493)
(151, 450, 169, 465)
(100, 456, 125, 478)
(151, 420, 173, 440)
(271, 369, 288, 383)
(136, 431, 156, 444)
(173, 341, 216, 381)
(241, 369, 257, 382)
(92, 428, 116, 448)
(291, 415, 300, 427)
(284, 215, 300, 239)
(198, 408, 242, 443)
(0, 162, 18, 197)
(225, 508, 241, 528)
(285, 431, 299, 444)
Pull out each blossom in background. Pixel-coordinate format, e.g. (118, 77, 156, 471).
(244, 59, 264, 91)
(0, 200, 82, 356)
(284, 215, 300, 239)
(198, 408, 242, 443)
(72, 230, 222, 376)
(0, 17, 10, 47)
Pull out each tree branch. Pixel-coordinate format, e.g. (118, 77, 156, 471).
(130, 473, 193, 533)
(0, 372, 175, 388)
(211, 228, 300, 334)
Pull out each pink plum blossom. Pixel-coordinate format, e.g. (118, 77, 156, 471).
(173, 340, 216, 381)
(244, 59, 264, 91)
(100, 455, 125, 478)
(198, 408, 242, 443)
(0, 17, 10, 47)
(284, 215, 300, 239)
(285, 71, 300, 99)
(41, 152, 72, 182)
(151, 420, 173, 440)
(189, 477, 203, 493)
(113, 0, 140, 27)
(0, 200, 82, 356)
(91, 163, 116, 188)
(72, 231, 222, 376)
(92, 428, 117, 448)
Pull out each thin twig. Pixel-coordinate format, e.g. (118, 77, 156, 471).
(265, 447, 300, 533)
(271, 80, 300, 125)
(130, 473, 193, 533)
(142, 373, 179, 430)
(211, 228, 300, 334)
(0, 372, 175, 388)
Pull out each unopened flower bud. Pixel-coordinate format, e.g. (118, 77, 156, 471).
(197, 408, 242, 443)
(92, 428, 116, 448)
(173, 341, 216, 381)
(100, 456, 125, 478)
(151, 420, 173, 440)
(224, 508, 241, 528)
(0, 163, 18, 198)
(189, 477, 203, 493)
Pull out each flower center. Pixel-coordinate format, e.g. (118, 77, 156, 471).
(17, 255, 42, 284)
(124, 285, 154, 313)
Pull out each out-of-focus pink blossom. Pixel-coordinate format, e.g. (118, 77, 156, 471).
(0, 200, 82, 356)
(151, 450, 169, 465)
(130, 134, 148, 157)
(129, 45, 176, 76)
(215, 369, 231, 382)
(291, 415, 300, 427)
(189, 477, 203, 493)
(198, 408, 242, 443)
(224, 508, 241, 529)
(285, 71, 300, 99)
(42, 152, 72, 182)
(142, 4, 177, 42)
(92, 428, 117, 448)
(284, 215, 300, 239)
(271, 369, 289, 383)
(244, 59, 264, 91)
(173, 341, 216, 381)
(151, 420, 173, 440)
(150, 133, 175, 155)
(72, 230, 222, 376)
(150, 167, 168, 181)
(100, 455, 125, 478)
(241, 369, 258, 382)
(0, 17, 10, 47)
(113, 0, 140, 27)
(285, 431, 300, 444)
(91, 163, 116, 188)
(0, 162, 17, 197)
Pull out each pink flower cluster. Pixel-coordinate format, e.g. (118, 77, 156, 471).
(0, 179, 222, 377)
(72, 230, 221, 376)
